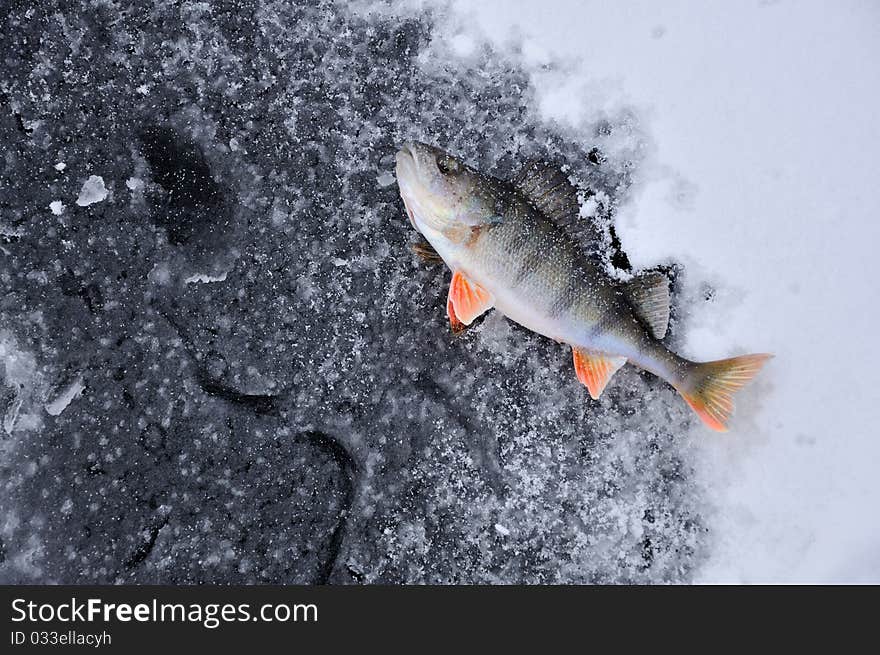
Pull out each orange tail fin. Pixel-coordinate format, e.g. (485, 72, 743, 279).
(677, 353, 772, 432)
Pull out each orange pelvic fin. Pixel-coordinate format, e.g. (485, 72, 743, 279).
(677, 353, 773, 432)
(572, 347, 627, 400)
(448, 270, 494, 329)
(446, 294, 465, 334)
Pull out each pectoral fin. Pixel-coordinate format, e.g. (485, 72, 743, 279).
(412, 239, 444, 264)
(447, 270, 494, 331)
(572, 347, 627, 399)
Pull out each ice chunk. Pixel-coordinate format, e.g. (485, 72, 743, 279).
(49, 201, 64, 215)
(1, 331, 44, 435)
(54, 162, 66, 171)
(76, 175, 108, 206)
(125, 177, 143, 191)
(184, 271, 228, 284)
(147, 262, 171, 285)
(45, 376, 85, 416)
(376, 171, 396, 187)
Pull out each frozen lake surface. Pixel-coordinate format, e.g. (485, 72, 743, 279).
(1, 0, 876, 583)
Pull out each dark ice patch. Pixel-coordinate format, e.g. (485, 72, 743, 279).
(137, 125, 228, 246)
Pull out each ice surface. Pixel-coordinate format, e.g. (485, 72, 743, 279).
(0, 0, 707, 583)
(75, 175, 108, 206)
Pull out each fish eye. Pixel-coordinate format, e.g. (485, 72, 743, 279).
(436, 155, 459, 175)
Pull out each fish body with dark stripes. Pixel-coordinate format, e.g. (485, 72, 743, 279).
(396, 142, 770, 432)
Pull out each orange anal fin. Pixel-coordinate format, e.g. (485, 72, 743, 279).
(572, 347, 627, 400)
(448, 270, 494, 327)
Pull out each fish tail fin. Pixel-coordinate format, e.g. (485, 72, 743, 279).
(675, 353, 772, 432)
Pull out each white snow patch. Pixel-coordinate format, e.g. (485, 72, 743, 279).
(49, 201, 64, 215)
(578, 196, 599, 219)
(449, 32, 477, 58)
(125, 177, 143, 191)
(54, 162, 66, 171)
(75, 175, 108, 206)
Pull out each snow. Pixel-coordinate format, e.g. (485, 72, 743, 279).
(494, 523, 510, 536)
(454, 0, 880, 582)
(49, 201, 64, 215)
(53, 162, 66, 171)
(75, 175, 108, 206)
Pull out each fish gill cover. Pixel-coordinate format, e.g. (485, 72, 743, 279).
(0, 0, 705, 583)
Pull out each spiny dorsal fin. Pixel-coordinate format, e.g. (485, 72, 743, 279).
(622, 272, 670, 339)
(512, 160, 582, 226)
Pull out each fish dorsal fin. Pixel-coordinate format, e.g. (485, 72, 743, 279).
(512, 160, 582, 226)
(572, 347, 627, 399)
(447, 270, 494, 332)
(622, 272, 670, 339)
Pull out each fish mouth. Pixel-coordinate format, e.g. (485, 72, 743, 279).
(395, 142, 418, 178)
(395, 144, 420, 229)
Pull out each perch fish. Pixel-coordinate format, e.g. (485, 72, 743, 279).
(395, 142, 770, 431)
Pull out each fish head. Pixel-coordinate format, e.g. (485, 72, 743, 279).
(395, 142, 499, 240)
